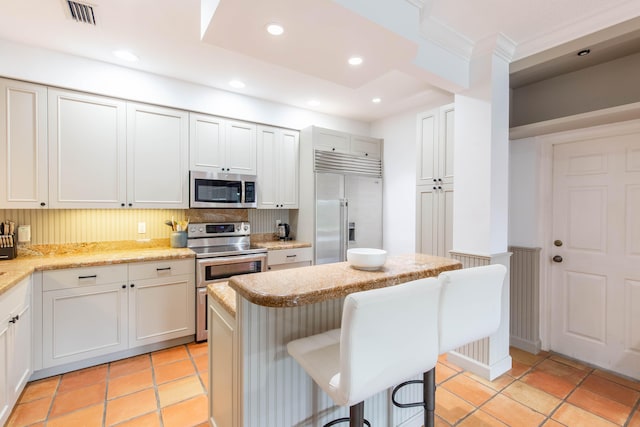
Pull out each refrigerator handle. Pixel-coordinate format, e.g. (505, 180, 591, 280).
(340, 199, 348, 261)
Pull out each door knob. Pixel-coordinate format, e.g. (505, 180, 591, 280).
(554, 240, 563, 247)
(553, 255, 563, 263)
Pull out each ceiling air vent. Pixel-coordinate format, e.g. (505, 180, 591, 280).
(67, 0, 96, 25)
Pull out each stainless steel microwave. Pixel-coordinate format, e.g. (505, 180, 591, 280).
(190, 171, 257, 208)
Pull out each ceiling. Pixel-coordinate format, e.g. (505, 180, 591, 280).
(0, 0, 638, 122)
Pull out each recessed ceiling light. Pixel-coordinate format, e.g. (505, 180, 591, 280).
(577, 48, 591, 57)
(307, 99, 320, 107)
(266, 24, 284, 36)
(113, 50, 139, 62)
(229, 80, 246, 89)
(372, 97, 381, 104)
(348, 56, 363, 66)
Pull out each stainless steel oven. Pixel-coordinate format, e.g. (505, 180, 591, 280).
(188, 222, 267, 342)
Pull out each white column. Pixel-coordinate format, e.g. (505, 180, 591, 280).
(448, 36, 514, 380)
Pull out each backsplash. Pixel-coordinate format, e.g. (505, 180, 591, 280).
(0, 209, 290, 245)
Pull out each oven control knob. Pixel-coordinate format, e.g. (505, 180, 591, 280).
(198, 227, 204, 232)
(235, 225, 240, 231)
(243, 224, 249, 231)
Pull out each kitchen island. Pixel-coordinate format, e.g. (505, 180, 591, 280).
(207, 253, 461, 427)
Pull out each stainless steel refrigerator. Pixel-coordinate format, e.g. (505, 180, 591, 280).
(315, 173, 383, 264)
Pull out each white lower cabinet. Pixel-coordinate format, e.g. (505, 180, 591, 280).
(42, 265, 129, 368)
(128, 260, 195, 347)
(267, 247, 313, 271)
(41, 259, 194, 369)
(0, 276, 32, 427)
(208, 295, 235, 427)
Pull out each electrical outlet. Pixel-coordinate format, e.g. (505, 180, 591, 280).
(138, 222, 146, 234)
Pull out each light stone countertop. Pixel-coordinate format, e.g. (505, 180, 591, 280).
(227, 253, 461, 308)
(250, 240, 312, 250)
(207, 282, 236, 317)
(0, 240, 194, 296)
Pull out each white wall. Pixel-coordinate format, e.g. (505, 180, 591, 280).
(371, 96, 452, 255)
(0, 39, 369, 135)
(508, 138, 542, 247)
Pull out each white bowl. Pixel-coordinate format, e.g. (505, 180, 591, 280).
(347, 248, 387, 270)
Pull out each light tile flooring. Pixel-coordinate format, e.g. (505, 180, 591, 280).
(7, 345, 640, 426)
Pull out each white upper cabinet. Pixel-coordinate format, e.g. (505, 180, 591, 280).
(350, 135, 381, 159)
(127, 103, 189, 208)
(257, 126, 299, 209)
(190, 113, 256, 175)
(311, 126, 381, 158)
(417, 103, 454, 186)
(0, 79, 48, 208)
(48, 89, 127, 208)
(313, 127, 351, 154)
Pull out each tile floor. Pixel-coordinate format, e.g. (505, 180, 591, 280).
(7, 345, 640, 426)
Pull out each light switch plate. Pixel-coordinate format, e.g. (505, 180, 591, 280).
(138, 222, 146, 234)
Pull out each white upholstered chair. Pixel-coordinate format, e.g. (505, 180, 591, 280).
(392, 264, 508, 427)
(287, 278, 442, 427)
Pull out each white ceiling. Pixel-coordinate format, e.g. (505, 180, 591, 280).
(0, 0, 638, 122)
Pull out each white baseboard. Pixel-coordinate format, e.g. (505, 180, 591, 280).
(510, 335, 542, 355)
(30, 335, 194, 381)
(447, 351, 512, 381)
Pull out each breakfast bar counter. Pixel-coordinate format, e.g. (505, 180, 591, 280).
(227, 253, 461, 308)
(207, 254, 461, 427)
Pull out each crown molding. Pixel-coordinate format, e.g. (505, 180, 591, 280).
(513, 0, 640, 60)
(419, 15, 474, 61)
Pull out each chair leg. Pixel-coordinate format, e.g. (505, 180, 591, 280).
(424, 368, 436, 427)
(350, 402, 364, 427)
(323, 402, 371, 427)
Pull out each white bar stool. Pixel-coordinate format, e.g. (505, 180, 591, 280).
(391, 264, 507, 427)
(287, 278, 442, 427)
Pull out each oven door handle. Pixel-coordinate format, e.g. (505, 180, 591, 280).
(197, 253, 267, 267)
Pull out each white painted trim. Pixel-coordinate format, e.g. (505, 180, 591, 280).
(510, 335, 542, 355)
(30, 335, 194, 381)
(446, 351, 512, 381)
(509, 102, 640, 140)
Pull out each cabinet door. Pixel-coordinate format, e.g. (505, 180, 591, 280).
(279, 130, 299, 208)
(350, 135, 380, 159)
(226, 120, 257, 175)
(257, 126, 278, 209)
(208, 297, 235, 427)
(129, 275, 195, 347)
(127, 103, 188, 208)
(313, 127, 350, 153)
(439, 104, 455, 185)
(190, 113, 226, 172)
(0, 79, 48, 208)
(417, 110, 438, 185)
(42, 283, 128, 368)
(8, 296, 31, 400)
(416, 184, 453, 257)
(0, 316, 9, 426)
(48, 89, 127, 208)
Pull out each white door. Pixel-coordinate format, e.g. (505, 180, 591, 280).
(278, 129, 299, 208)
(226, 120, 256, 175)
(551, 133, 640, 379)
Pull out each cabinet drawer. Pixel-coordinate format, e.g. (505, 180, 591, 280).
(43, 265, 127, 291)
(128, 259, 194, 280)
(267, 247, 312, 266)
(0, 277, 30, 316)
